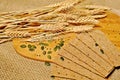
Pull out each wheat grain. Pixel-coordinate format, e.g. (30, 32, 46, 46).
(37, 13, 58, 20)
(4, 24, 20, 30)
(90, 14, 107, 19)
(54, 0, 84, 13)
(0, 35, 10, 39)
(81, 5, 111, 10)
(0, 38, 11, 44)
(39, 23, 68, 31)
(77, 9, 106, 15)
(88, 9, 106, 15)
(0, 0, 111, 44)
(0, 24, 6, 29)
(26, 32, 59, 42)
(26, 31, 69, 42)
(4, 30, 31, 38)
(65, 25, 94, 32)
(68, 16, 99, 25)
(57, 13, 78, 20)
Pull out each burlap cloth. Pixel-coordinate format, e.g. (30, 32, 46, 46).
(0, 0, 120, 80)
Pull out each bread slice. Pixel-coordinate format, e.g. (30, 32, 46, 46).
(77, 31, 113, 66)
(51, 64, 90, 80)
(53, 55, 106, 80)
(88, 30, 120, 67)
(59, 44, 106, 77)
(13, 33, 76, 63)
(51, 64, 110, 80)
(52, 77, 75, 80)
(76, 31, 114, 74)
(58, 48, 103, 76)
(70, 37, 114, 77)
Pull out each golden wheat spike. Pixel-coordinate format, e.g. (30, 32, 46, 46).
(88, 9, 106, 15)
(68, 16, 99, 25)
(80, 5, 111, 10)
(74, 9, 106, 15)
(39, 24, 64, 31)
(65, 25, 94, 32)
(90, 14, 107, 19)
(4, 30, 31, 38)
(26, 32, 63, 42)
(54, 0, 84, 12)
(0, 38, 11, 44)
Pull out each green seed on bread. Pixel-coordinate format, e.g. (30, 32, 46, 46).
(39, 42, 49, 46)
(42, 51, 46, 55)
(41, 46, 44, 50)
(47, 55, 52, 59)
(29, 48, 35, 51)
(20, 44, 26, 48)
(47, 51, 52, 54)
